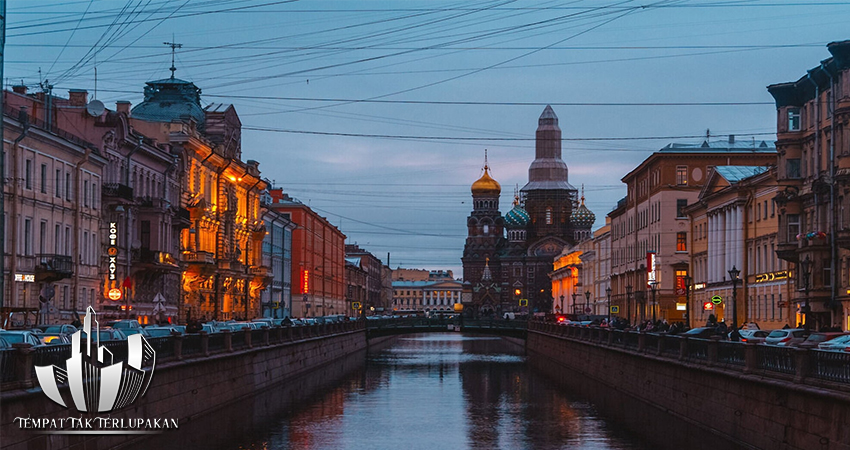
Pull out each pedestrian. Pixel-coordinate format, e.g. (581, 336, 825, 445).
(729, 326, 741, 342)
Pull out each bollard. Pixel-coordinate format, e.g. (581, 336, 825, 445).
(200, 331, 210, 357)
(173, 334, 184, 361)
(12, 343, 35, 388)
(793, 348, 810, 383)
(223, 329, 233, 352)
(743, 341, 757, 374)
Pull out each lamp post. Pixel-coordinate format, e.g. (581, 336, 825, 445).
(728, 266, 740, 330)
(649, 281, 658, 323)
(584, 290, 591, 317)
(625, 285, 633, 326)
(800, 255, 812, 329)
(572, 292, 577, 316)
(605, 286, 612, 323)
(683, 275, 692, 330)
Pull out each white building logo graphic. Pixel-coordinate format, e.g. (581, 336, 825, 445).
(34, 307, 156, 412)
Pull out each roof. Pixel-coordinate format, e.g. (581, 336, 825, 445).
(345, 256, 362, 267)
(393, 280, 462, 288)
(130, 77, 205, 124)
(658, 139, 775, 153)
(714, 166, 770, 183)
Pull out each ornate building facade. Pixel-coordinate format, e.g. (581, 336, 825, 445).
(462, 106, 592, 317)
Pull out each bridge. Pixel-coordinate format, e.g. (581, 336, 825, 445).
(364, 317, 527, 339)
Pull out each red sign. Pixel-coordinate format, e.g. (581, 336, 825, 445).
(108, 288, 122, 301)
(703, 301, 714, 311)
(301, 270, 310, 294)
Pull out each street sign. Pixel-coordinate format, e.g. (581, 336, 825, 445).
(703, 302, 715, 311)
(519, 299, 528, 307)
(610, 305, 620, 314)
(272, 302, 280, 309)
(108, 288, 122, 301)
(352, 302, 361, 310)
(711, 295, 723, 305)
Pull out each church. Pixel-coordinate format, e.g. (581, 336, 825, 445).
(461, 106, 595, 317)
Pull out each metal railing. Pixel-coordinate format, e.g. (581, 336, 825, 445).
(0, 321, 366, 390)
(528, 322, 849, 386)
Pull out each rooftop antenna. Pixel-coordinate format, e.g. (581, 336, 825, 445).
(164, 37, 182, 79)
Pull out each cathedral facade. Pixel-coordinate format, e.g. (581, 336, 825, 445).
(461, 106, 595, 317)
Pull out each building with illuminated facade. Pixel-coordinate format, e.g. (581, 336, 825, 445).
(685, 166, 793, 329)
(462, 106, 593, 317)
(608, 138, 777, 324)
(127, 76, 269, 322)
(392, 269, 463, 314)
(266, 190, 345, 318)
(768, 40, 850, 331)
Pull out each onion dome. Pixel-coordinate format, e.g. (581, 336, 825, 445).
(571, 186, 595, 228)
(505, 195, 530, 227)
(471, 150, 501, 196)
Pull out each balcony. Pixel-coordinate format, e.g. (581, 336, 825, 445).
(137, 249, 179, 269)
(775, 242, 799, 263)
(182, 251, 215, 265)
(137, 196, 170, 210)
(102, 183, 134, 201)
(35, 254, 73, 282)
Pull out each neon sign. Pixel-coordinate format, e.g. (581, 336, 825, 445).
(646, 251, 657, 287)
(107, 222, 118, 281)
(301, 270, 310, 294)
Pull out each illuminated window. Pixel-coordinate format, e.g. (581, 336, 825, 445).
(675, 270, 688, 290)
(676, 232, 687, 252)
(545, 207, 553, 225)
(676, 166, 687, 185)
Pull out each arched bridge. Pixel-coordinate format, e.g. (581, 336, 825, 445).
(365, 318, 527, 339)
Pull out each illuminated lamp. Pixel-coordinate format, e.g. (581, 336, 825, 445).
(453, 303, 463, 312)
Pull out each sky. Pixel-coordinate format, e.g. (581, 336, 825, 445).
(8, 0, 850, 276)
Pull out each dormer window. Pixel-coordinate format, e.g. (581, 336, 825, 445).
(788, 108, 801, 131)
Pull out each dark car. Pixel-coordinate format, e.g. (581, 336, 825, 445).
(683, 327, 725, 340)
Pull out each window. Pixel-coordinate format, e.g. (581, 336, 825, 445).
(771, 200, 775, 217)
(787, 214, 800, 242)
(675, 270, 688, 290)
(763, 201, 768, 220)
(55, 224, 61, 254)
(23, 218, 32, 256)
(676, 232, 687, 252)
(786, 158, 801, 179)
(64, 226, 70, 256)
(92, 183, 97, 209)
(39, 221, 46, 254)
(788, 108, 801, 131)
(40, 164, 47, 193)
(545, 207, 553, 225)
(55, 169, 62, 198)
(676, 166, 688, 185)
(823, 262, 832, 288)
(25, 159, 32, 190)
(65, 173, 71, 200)
(84, 180, 89, 206)
(141, 220, 151, 249)
(676, 199, 687, 218)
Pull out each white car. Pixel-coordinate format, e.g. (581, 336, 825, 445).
(817, 334, 850, 351)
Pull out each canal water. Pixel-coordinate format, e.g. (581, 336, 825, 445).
(141, 333, 649, 450)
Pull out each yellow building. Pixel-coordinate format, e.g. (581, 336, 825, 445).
(128, 77, 268, 321)
(551, 248, 582, 315)
(686, 166, 794, 329)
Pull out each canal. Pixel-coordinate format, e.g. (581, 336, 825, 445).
(140, 333, 649, 450)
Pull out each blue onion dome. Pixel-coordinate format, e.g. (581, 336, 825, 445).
(571, 188, 595, 228)
(505, 196, 530, 227)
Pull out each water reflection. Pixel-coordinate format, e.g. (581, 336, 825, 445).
(230, 333, 647, 450)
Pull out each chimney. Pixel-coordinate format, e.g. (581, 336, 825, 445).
(12, 85, 27, 95)
(728, 134, 735, 145)
(116, 101, 131, 115)
(68, 89, 88, 107)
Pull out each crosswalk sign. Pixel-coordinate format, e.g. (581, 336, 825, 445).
(352, 302, 361, 310)
(611, 305, 620, 313)
(519, 299, 528, 307)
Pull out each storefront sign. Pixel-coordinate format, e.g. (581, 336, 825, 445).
(108, 288, 122, 301)
(107, 222, 118, 281)
(646, 251, 657, 287)
(14, 273, 35, 282)
(711, 295, 723, 305)
(754, 270, 790, 283)
(301, 270, 310, 294)
(703, 302, 714, 311)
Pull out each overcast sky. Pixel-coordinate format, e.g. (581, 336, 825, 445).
(9, 0, 850, 276)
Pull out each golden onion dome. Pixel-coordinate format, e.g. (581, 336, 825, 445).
(471, 167, 501, 195)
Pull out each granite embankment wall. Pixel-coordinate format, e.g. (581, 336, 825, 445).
(1, 325, 368, 450)
(527, 327, 850, 450)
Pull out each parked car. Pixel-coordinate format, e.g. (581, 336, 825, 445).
(795, 332, 849, 348)
(144, 327, 181, 338)
(0, 330, 41, 346)
(81, 328, 128, 342)
(0, 337, 10, 348)
(764, 329, 810, 346)
(35, 333, 72, 345)
(736, 329, 770, 344)
(43, 324, 78, 335)
(683, 327, 725, 340)
(817, 334, 850, 351)
(123, 327, 152, 338)
(171, 325, 187, 334)
(106, 320, 142, 330)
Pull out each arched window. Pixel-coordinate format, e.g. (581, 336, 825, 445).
(483, 224, 490, 234)
(545, 207, 553, 225)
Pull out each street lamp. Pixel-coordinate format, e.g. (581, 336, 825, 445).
(572, 292, 577, 315)
(683, 275, 693, 330)
(584, 290, 591, 317)
(625, 285, 633, 326)
(605, 286, 612, 323)
(800, 255, 812, 329)
(649, 281, 658, 323)
(728, 266, 740, 330)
